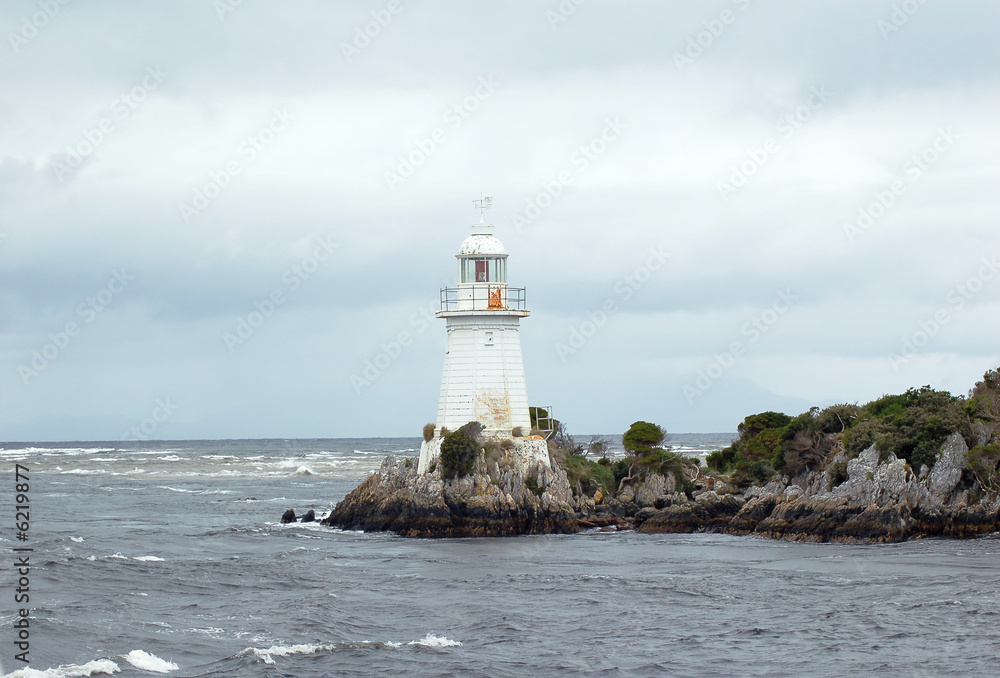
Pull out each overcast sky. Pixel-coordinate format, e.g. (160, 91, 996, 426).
(1, 0, 998, 441)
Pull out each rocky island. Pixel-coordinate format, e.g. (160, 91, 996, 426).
(318, 368, 1000, 543)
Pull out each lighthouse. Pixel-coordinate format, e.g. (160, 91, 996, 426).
(418, 197, 550, 474)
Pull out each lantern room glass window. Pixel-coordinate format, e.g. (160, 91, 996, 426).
(461, 257, 506, 283)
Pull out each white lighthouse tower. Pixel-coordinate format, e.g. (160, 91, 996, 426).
(418, 197, 550, 474)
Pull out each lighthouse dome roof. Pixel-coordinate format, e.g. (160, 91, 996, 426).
(458, 233, 507, 256)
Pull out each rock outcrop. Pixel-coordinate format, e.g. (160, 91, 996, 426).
(319, 433, 999, 542)
(322, 454, 578, 537)
(703, 434, 998, 542)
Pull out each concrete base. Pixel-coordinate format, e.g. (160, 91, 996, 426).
(418, 435, 550, 475)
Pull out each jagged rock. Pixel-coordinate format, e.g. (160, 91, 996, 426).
(637, 492, 743, 533)
(721, 435, 1000, 542)
(280, 509, 296, 524)
(325, 455, 578, 537)
(612, 473, 677, 511)
(928, 433, 966, 501)
(633, 473, 674, 506)
(300, 509, 316, 523)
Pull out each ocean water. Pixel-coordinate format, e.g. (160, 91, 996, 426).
(1, 435, 998, 678)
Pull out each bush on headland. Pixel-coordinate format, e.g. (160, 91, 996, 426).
(439, 422, 482, 479)
(705, 367, 1000, 490)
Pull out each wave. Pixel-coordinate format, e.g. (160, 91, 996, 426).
(121, 650, 177, 673)
(0, 650, 178, 678)
(0, 447, 117, 456)
(1, 658, 119, 678)
(409, 633, 462, 648)
(132, 556, 165, 562)
(238, 633, 462, 666)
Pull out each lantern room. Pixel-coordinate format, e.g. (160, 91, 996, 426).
(442, 216, 527, 314)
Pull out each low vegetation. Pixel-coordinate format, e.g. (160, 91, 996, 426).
(440, 422, 482, 479)
(706, 367, 1000, 489)
(434, 367, 1000, 501)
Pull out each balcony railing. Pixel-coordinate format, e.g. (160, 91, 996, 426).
(439, 285, 527, 312)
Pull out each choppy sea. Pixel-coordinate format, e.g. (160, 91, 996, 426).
(1, 435, 998, 678)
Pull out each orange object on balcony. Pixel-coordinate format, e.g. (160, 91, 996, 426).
(488, 286, 504, 309)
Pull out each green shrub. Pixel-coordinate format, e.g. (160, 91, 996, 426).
(440, 422, 482, 479)
(623, 421, 666, 457)
(637, 449, 688, 485)
(748, 459, 775, 483)
(816, 404, 860, 434)
(966, 444, 1000, 492)
(738, 412, 792, 438)
(561, 453, 615, 497)
(706, 447, 736, 472)
(826, 460, 849, 490)
(611, 457, 632, 488)
(841, 386, 971, 469)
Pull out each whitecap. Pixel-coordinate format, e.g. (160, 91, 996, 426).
(243, 644, 326, 666)
(1, 658, 120, 677)
(291, 466, 314, 476)
(408, 634, 462, 648)
(121, 650, 178, 673)
(108, 553, 128, 560)
(70, 537, 85, 543)
(132, 556, 164, 562)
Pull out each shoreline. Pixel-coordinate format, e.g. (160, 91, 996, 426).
(319, 432, 1000, 543)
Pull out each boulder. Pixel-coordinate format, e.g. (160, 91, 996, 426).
(300, 509, 316, 523)
(324, 455, 578, 537)
(280, 509, 296, 524)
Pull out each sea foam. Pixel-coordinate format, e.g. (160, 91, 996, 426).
(121, 650, 178, 673)
(408, 634, 462, 648)
(1, 658, 120, 677)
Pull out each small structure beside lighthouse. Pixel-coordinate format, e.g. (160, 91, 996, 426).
(418, 198, 550, 474)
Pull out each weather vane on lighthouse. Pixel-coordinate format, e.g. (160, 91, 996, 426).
(473, 195, 492, 219)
